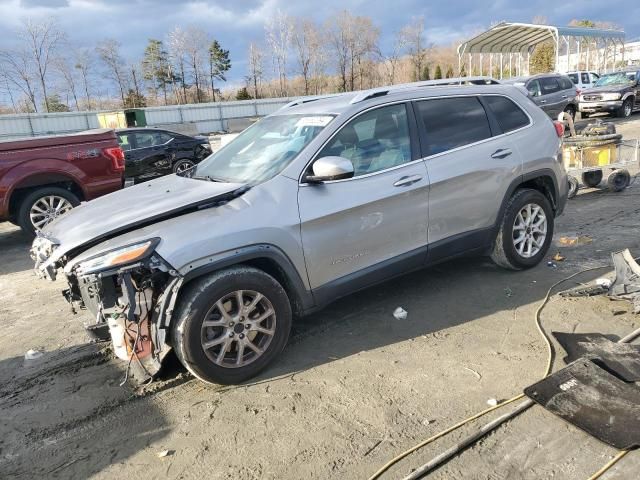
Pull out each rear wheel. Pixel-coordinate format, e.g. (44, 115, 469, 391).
(171, 266, 292, 385)
(491, 189, 554, 270)
(582, 170, 603, 188)
(17, 186, 80, 236)
(606, 169, 631, 192)
(173, 159, 196, 174)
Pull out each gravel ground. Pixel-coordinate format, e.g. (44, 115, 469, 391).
(1, 114, 640, 480)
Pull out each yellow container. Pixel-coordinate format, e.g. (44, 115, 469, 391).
(563, 143, 617, 169)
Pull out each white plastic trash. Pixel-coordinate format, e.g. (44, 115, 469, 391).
(596, 278, 612, 288)
(24, 349, 43, 361)
(393, 307, 408, 320)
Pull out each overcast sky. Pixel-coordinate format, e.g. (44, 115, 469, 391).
(0, 0, 638, 91)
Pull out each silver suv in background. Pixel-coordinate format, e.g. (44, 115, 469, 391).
(505, 73, 579, 120)
(32, 79, 568, 385)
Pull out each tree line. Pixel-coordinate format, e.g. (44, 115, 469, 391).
(0, 13, 616, 114)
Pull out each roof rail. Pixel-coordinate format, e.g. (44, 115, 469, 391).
(279, 93, 344, 110)
(349, 76, 500, 104)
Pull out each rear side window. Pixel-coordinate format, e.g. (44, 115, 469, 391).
(416, 97, 491, 156)
(568, 73, 579, 84)
(540, 77, 561, 94)
(527, 80, 541, 97)
(483, 96, 530, 133)
(581, 73, 590, 84)
(559, 77, 574, 90)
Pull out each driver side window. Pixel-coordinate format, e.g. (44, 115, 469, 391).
(316, 104, 412, 177)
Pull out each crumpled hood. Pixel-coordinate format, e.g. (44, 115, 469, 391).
(41, 174, 245, 264)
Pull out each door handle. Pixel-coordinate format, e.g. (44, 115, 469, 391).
(562, 95, 568, 99)
(539, 100, 547, 104)
(393, 175, 422, 187)
(491, 148, 512, 159)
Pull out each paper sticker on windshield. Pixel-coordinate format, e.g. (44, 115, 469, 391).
(296, 116, 333, 127)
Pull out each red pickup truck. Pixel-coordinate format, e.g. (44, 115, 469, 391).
(0, 129, 124, 235)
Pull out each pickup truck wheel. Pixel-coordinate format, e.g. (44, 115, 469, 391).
(490, 189, 554, 270)
(617, 99, 633, 118)
(17, 187, 80, 236)
(172, 266, 292, 385)
(173, 159, 195, 174)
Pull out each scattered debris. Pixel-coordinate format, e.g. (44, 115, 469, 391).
(558, 235, 593, 247)
(157, 450, 174, 458)
(552, 252, 566, 262)
(547, 261, 557, 268)
(393, 307, 408, 320)
(422, 419, 436, 426)
(486, 398, 498, 407)
(24, 349, 43, 361)
(596, 278, 613, 288)
(504, 287, 513, 298)
(608, 249, 640, 313)
(463, 366, 482, 380)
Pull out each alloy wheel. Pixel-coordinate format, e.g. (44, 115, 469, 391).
(176, 161, 195, 174)
(512, 203, 547, 258)
(29, 195, 74, 230)
(624, 101, 632, 117)
(201, 290, 276, 368)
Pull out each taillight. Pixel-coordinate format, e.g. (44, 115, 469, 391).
(553, 121, 565, 138)
(103, 147, 125, 172)
(576, 89, 581, 95)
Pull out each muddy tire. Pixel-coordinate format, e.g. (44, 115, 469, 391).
(606, 169, 631, 192)
(567, 176, 579, 199)
(171, 266, 292, 385)
(582, 170, 603, 188)
(490, 189, 554, 270)
(16, 186, 80, 236)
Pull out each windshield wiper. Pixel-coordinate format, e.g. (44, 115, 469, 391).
(192, 175, 227, 183)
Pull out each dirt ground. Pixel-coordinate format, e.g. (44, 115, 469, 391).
(2, 114, 640, 480)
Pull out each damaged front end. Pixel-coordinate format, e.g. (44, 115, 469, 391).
(32, 236, 183, 382)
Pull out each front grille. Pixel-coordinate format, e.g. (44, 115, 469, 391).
(583, 95, 602, 101)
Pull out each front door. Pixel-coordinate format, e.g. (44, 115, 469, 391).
(297, 103, 429, 293)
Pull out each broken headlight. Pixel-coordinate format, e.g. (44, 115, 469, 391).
(76, 239, 159, 275)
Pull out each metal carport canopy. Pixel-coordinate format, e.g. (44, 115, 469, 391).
(458, 22, 625, 55)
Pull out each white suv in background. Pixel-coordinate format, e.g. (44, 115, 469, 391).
(567, 71, 600, 93)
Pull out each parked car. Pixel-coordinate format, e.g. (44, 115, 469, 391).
(505, 73, 578, 120)
(0, 129, 124, 235)
(567, 71, 600, 93)
(32, 81, 567, 385)
(116, 128, 211, 184)
(578, 68, 640, 118)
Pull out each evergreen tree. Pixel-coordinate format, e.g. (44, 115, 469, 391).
(530, 42, 555, 74)
(208, 40, 231, 102)
(236, 87, 252, 100)
(142, 39, 172, 105)
(434, 65, 443, 79)
(445, 65, 454, 78)
(124, 89, 147, 108)
(422, 64, 430, 81)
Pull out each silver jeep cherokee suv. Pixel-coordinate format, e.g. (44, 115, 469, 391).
(32, 80, 568, 384)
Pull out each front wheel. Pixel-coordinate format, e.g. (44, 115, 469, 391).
(173, 159, 196, 174)
(491, 189, 554, 270)
(617, 99, 633, 118)
(171, 266, 292, 384)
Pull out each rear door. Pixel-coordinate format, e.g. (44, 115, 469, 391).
(297, 102, 429, 292)
(127, 131, 173, 179)
(414, 95, 525, 258)
(538, 77, 565, 118)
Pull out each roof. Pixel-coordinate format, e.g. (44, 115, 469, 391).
(458, 22, 625, 55)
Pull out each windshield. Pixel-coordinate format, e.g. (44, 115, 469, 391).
(594, 72, 636, 87)
(192, 114, 334, 184)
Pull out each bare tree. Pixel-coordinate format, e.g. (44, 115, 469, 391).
(247, 42, 264, 99)
(265, 10, 292, 96)
(54, 54, 80, 110)
(0, 48, 39, 112)
(378, 28, 405, 84)
(18, 18, 65, 112)
(183, 26, 208, 103)
(291, 18, 325, 96)
(96, 39, 128, 107)
(399, 16, 428, 81)
(167, 27, 189, 104)
(74, 48, 93, 110)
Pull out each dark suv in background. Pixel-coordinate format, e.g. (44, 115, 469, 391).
(578, 68, 640, 118)
(505, 73, 578, 120)
(116, 128, 211, 184)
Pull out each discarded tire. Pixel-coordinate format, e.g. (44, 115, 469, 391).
(582, 170, 603, 188)
(607, 169, 631, 192)
(567, 176, 579, 199)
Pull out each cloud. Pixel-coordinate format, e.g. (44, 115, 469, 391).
(20, 0, 69, 7)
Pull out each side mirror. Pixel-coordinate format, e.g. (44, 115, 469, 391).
(306, 156, 354, 183)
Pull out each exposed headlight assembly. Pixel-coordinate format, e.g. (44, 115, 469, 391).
(76, 239, 159, 275)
